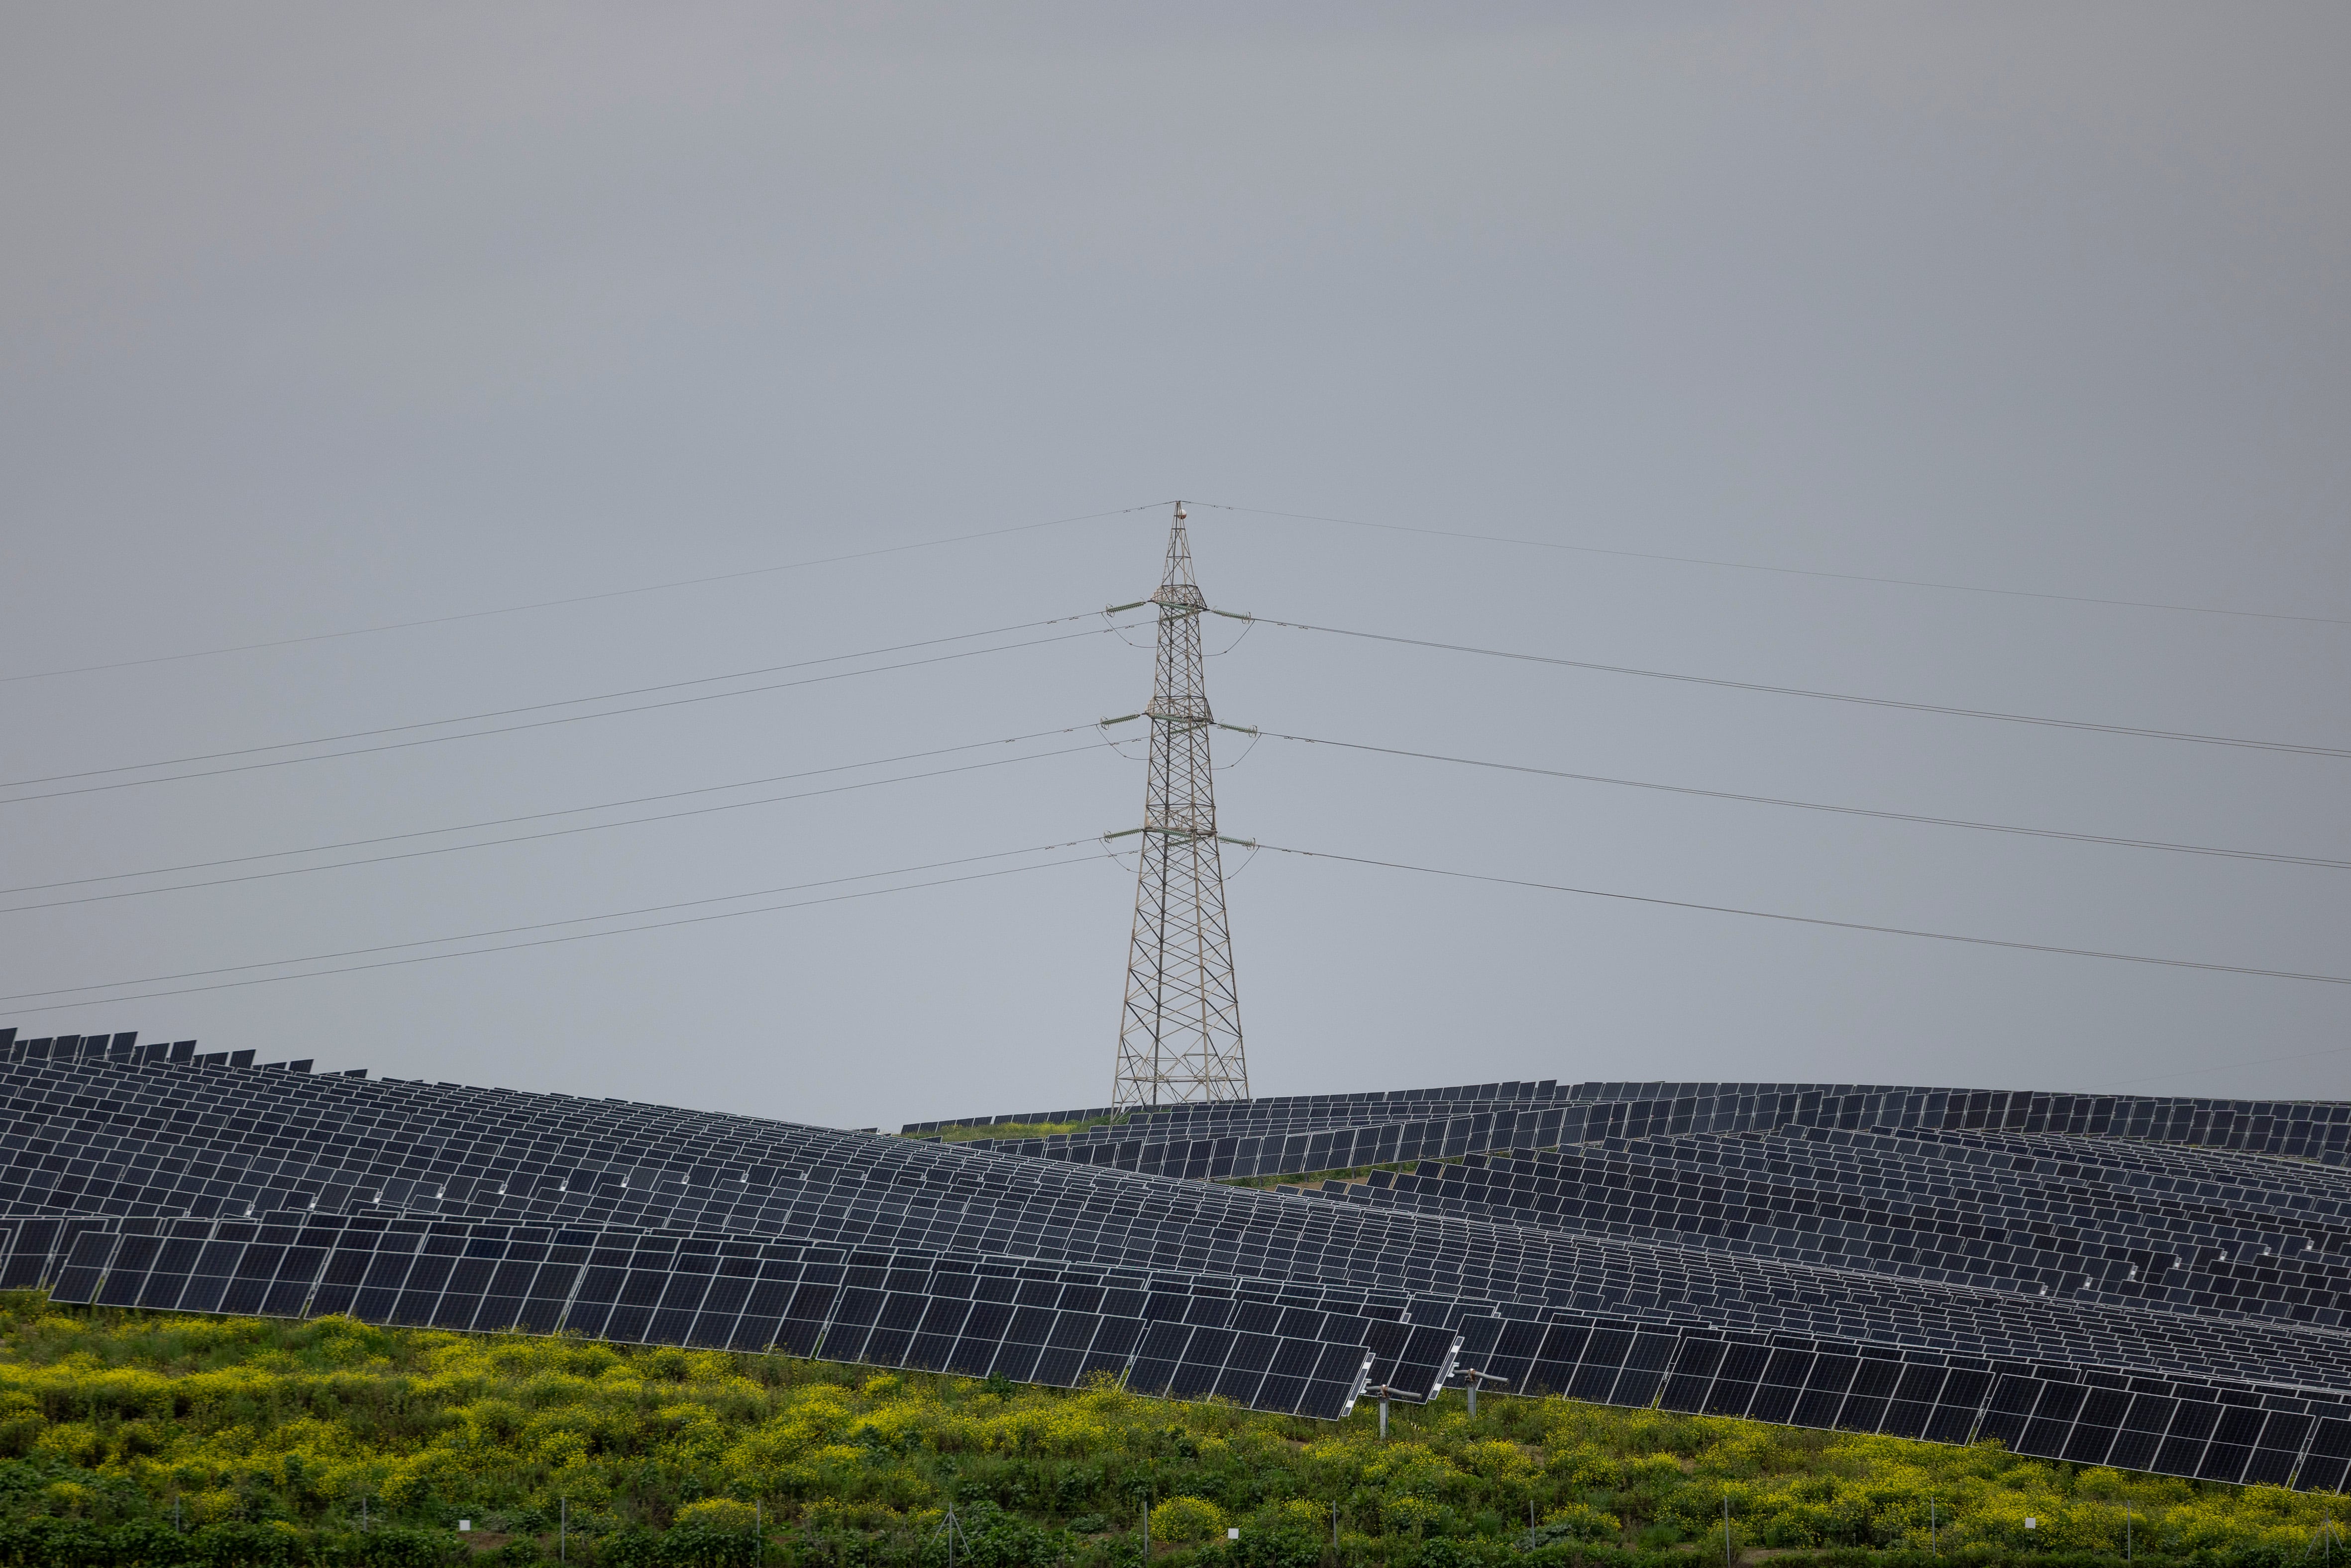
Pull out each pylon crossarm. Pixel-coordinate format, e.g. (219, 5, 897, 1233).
(1107, 826, 1236, 845)
(1113, 598, 1252, 623)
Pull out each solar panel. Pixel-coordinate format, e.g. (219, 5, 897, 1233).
(5, 1044, 2351, 1483)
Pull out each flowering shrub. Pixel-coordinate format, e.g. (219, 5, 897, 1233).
(1528, 1500, 1621, 1543)
(675, 1496, 759, 1531)
(0, 1290, 2336, 1563)
(1148, 1494, 1225, 1542)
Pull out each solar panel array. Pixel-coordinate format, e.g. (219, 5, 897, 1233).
(929, 1080, 2351, 1184)
(4, 1023, 2349, 1486)
(1298, 1126, 2351, 1328)
(14, 1211, 1397, 1418)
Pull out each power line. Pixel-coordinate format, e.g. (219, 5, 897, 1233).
(1, 501, 1177, 685)
(0, 613, 1102, 789)
(1235, 614, 2351, 759)
(1193, 501, 2351, 628)
(2095, 1043, 2351, 1091)
(1245, 729, 2351, 870)
(0, 740, 1107, 914)
(1249, 842, 2351, 987)
(0, 726, 1103, 898)
(0, 625, 1123, 806)
(0, 842, 1102, 1011)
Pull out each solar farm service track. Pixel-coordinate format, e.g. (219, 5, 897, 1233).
(6, 1028, 2351, 1491)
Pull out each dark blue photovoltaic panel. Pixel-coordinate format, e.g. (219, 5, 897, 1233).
(5, 1046, 2351, 1475)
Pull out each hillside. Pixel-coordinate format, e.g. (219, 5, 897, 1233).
(0, 1293, 2332, 1567)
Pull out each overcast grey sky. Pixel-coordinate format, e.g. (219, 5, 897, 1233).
(3, 4, 2345, 1129)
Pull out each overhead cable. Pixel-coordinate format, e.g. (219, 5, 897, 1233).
(2, 501, 1176, 685)
(1, 614, 1109, 790)
(1231, 614, 2351, 759)
(0, 726, 1105, 898)
(2096, 1043, 2351, 1092)
(1251, 842, 2351, 987)
(0, 843, 1101, 1012)
(1193, 501, 2351, 629)
(0, 740, 1107, 914)
(1243, 728, 2350, 869)
(0, 625, 1125, 806)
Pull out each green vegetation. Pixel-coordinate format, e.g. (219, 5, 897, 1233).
(0, 1291, 2336, 1567)
(1219, 1164, 1423, 1192)
(921, 1118, 1124, 1145)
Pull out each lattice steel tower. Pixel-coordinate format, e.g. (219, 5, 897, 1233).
(1112, 503, 1250, 1109)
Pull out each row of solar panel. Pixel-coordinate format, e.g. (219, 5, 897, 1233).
(922, 1078, 2351, 1167)
(26, 1199, 2351, 1490)
(944, 1088, 1569, 1151)
(1650, 1334, 2345, 1490)
(976, 1078, 2351, 1166)
(0, 1028, 321, 1073)
(946, 1092, 2351, 1183)
(907, 1087, 1626, 1158)
(21, 1042, 2345, 1169)
(1346, 1120, 2351, 1253)
(1715, 1126, 2351, 1275)
(1442, 1315, 2351, 1492)
(21, 1213, 1393, 1420)
(902, 1106, 1120, 1136)
(1835, 1122, 2351, 1206)
(1563, 1085, 2351, 1163)
(12, 1211, 1470, 1334)
(12, 1057, 2351, 1394)
(1572, 1081, 2351, 1131)
(950, 1105, 1576, 1176)
(1101, 1080, 1568, 1129)
(1313, 1130, 2351, 1326)
(1522, 1127, 2351, 1288)
(1743, 1123, 2351, 1227)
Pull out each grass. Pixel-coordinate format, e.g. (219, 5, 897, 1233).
(1221, 1158, 1479, 1191)
(0, 1290, 2331, 1565)
(1218, 1163, 1427, 1192)
(918, 1117, 1127, 1144)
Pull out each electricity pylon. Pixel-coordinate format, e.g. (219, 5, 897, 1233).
(1111, 503, 1250, 1109)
